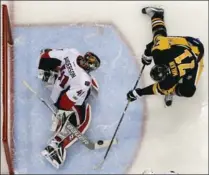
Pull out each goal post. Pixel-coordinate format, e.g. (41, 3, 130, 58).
(1, 4, 14, 175)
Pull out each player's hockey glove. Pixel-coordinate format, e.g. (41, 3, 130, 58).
(142, 54, 152, 65)
(127, 89, 142, 102)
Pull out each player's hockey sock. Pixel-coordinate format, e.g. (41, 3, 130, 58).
(151, 13, 167, 37)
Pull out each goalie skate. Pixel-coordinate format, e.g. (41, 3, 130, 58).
(41, 139, 66, 169)
(41, 148, 60, 169)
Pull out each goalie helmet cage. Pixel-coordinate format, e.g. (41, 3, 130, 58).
(1, 4, 14, 175)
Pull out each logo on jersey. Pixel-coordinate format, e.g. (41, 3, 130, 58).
(67, 124, 89, 145)
(85, 81, 90, 86)
(169, 61, 178, 77)
(72, 95, 78, 100)
(77, 90, 84, 96)
(64, 57, 76, 78)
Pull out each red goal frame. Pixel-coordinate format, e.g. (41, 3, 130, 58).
(2, 4, 14, 175)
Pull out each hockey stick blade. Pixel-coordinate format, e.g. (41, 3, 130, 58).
(94, 139, 118, 150)
(67, 122, 118, 150)
(93, 159, 105, 170)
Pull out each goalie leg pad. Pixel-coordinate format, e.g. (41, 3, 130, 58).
(49, 103, 92, 149)
(62, 103, 92, 149)
(43, 104, 92, 168)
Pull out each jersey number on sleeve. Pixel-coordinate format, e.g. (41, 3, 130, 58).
(58, 65, 69, 88)
(174, 49, 195, 77)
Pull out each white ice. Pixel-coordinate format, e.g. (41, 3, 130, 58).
(12, 25, 144, 174)
(1, 1, 208, 174)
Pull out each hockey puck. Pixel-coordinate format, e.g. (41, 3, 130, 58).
(97, 140, 104, 145)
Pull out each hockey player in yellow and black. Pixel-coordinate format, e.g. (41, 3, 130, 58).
(127, 7, 204, 106)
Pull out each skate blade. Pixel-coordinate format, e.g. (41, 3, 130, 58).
(41, 150, 60, 169)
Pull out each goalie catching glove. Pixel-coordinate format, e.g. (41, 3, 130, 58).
(38, 48, 61, 85)
(38, 69, 58, 85)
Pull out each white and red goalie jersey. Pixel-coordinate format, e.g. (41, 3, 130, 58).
(39, 48, 100, 168)
(38, 48, 99, 110)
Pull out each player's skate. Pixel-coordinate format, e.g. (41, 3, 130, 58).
(164, 94, 173, 107)
(142, 7, 164, 17)
(142, 169, 178, 174)
(142, 169, 154, 174)
(41, 138, 66, 169)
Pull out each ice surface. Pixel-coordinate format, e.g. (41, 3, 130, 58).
(13, 25, 144, 174)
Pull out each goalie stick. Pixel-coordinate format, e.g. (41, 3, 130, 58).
(22, 80, 117, 150)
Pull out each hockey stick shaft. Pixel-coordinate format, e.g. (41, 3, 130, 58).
(22, 80, 117, 150)
(22, 81, 56, 114)
(103, 64, 145, 161)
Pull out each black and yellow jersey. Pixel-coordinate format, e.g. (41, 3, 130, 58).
(140, 36, 202, 96)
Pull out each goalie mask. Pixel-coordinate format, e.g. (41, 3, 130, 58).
(150, 64, 170, 82)
(78, 52, 100, 72)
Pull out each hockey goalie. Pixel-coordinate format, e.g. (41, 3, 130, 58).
(37, 48, 100, 168)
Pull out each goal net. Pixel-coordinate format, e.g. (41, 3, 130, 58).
(1, 4, 14, 175)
